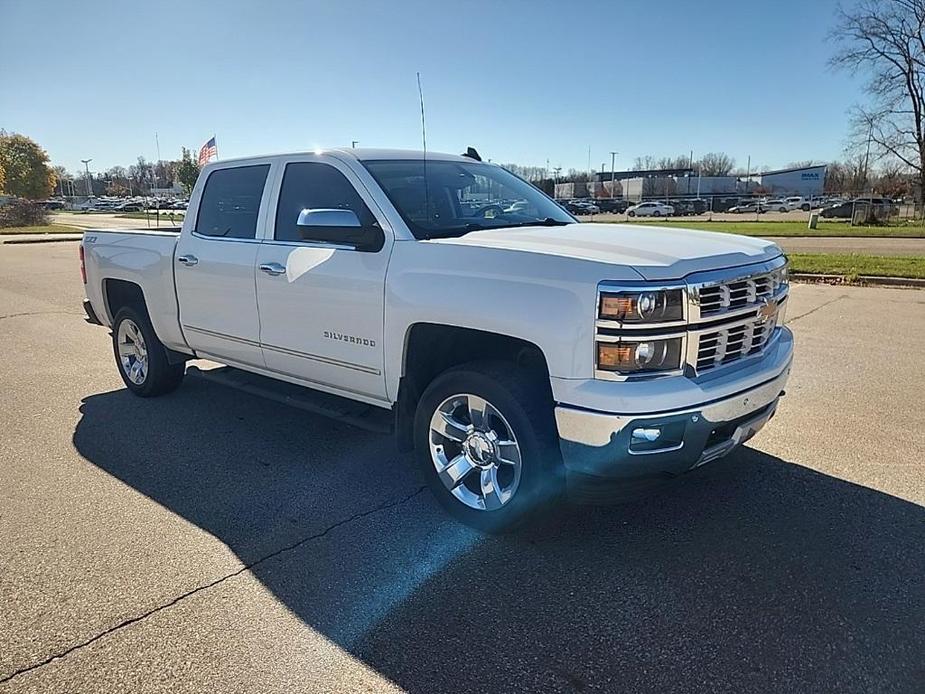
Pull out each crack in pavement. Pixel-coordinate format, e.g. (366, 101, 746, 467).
(784, 294, 849, 325)
(0, 310, 82, 321)
(0, 485, 427, 685)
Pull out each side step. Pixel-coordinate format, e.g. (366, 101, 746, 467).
(187, 366, 394, 435)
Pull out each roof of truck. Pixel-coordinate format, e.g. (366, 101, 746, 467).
(204, 148, 479, 167)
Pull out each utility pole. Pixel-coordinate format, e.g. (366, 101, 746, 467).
(81, 159, 93, 197)
(610, 151, 618, 199)
(688, 149, 693, 194)
(864, 122, 874, 223)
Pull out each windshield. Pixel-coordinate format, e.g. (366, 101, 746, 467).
(362, 159, 575, 239)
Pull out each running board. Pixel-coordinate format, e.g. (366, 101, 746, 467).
(187, 366, 393, 435)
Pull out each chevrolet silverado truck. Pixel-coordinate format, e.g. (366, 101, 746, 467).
(80, 148, 792, 531)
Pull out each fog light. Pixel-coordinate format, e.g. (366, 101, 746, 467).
(628, 421, 686, 453)
(632, 427, 661, 443)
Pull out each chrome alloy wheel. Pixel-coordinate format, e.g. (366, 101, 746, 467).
(429, 393, 523, 511)
(117, 318, 148, 385)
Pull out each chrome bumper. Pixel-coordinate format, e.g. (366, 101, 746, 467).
(555, 358, 792, 483)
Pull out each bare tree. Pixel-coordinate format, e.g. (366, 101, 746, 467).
(831, 0, 925, 199)
(697, 152, 736, 176)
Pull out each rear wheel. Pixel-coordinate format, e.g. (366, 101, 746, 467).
(653, 210, 662, 217)
(414, 361, 564, 532)
(112, 307, 185, 397)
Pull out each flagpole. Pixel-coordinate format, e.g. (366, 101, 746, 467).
(214, 135, 218, 161)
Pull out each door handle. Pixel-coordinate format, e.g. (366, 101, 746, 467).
(259, 262, 286, 276)
(176, 254, 199, 266)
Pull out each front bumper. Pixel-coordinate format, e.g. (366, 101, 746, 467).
(555, 343, 792, 500)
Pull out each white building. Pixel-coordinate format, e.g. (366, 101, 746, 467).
(744, 165, 827, 196)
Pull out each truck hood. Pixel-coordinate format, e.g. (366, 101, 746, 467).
(429, 222, 782, 280)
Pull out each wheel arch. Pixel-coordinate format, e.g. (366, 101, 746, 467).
(394, 323, 551, 452)
(103, 278, 148, 324)
(103, 279, 190, 365)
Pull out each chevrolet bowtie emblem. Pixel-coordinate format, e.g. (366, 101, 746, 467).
(756, 298, 778, 323)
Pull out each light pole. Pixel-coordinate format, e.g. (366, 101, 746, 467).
(610, 151, 618, 199)
(81, 159, 93, 197)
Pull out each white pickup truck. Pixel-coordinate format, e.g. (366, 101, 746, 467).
(81, 148, 792, 531)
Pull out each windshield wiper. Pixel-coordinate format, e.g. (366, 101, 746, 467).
(516, 217, 572, 227)
(421, 218, 571, 240)
(422, 223, 489, 240)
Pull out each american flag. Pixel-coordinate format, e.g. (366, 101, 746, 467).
(198, 136, 217, 166)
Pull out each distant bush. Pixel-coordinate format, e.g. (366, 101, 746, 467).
(0, 199, 49, 228)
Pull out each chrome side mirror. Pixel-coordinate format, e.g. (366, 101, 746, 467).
(296, 208, 362, 228)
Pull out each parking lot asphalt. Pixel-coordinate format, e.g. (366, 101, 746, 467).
(0, 243, 922, 693)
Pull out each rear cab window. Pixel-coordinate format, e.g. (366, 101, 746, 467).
(195, 164, 270, 239)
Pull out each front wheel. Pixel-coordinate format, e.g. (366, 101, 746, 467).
(414, 361, 564, 532)
(627, 210, 636, 217)
(112, 307, 185, 397)
(653, 210, 662, 217)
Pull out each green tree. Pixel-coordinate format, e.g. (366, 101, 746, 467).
(176, 147, 201, 194)
(0, 131, 55, 199)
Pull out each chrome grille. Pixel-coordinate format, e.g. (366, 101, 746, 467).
(695, 314, 777, 372)
(698, 270, 782, 316)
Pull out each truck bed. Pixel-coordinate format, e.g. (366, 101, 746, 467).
(81, 229, 189, 354)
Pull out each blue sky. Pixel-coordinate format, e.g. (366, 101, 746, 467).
(1, 0, 860, 175)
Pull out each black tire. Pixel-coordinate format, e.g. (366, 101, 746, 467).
(111, 306, 185, 397)
(627, 210, 636, 217)
(801, 204, 810, 211)
(653, 210, 662, 217)
(413, 360, 564, 532)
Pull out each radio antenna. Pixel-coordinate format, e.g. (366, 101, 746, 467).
(417, 72, 430, 229)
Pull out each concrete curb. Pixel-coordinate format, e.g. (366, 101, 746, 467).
(1, 236, 82, 245)
(791, 272, 925, 289)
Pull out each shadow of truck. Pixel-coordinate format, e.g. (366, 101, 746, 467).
(72, 373, 924, 693)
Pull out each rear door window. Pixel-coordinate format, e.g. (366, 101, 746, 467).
(195, 165, 270, 239)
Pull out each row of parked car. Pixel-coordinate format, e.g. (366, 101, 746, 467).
(69, 197, 190, 213)
(557, 194, 897, 219)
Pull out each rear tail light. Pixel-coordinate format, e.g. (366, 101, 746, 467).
(79, 244, 87, 284)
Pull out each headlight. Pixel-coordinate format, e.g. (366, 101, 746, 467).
(599, 289, 684, 323)
(597, 337, 683, 374)
(771, 263, 789, 292)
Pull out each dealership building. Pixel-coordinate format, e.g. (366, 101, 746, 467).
(741, 164, 827, 196)
(579, 163, 828, 200)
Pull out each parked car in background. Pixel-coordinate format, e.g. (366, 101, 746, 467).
(595, 199, 631, 213)
(570, 200, 600, 215)
(667, 199, 707, 216)
(626, 201, 674, 217)
(114, 202, 144, 212)
(820, 197, 895, 219)
(765, 199, 789, 213)
(728, 201, 766, 214)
